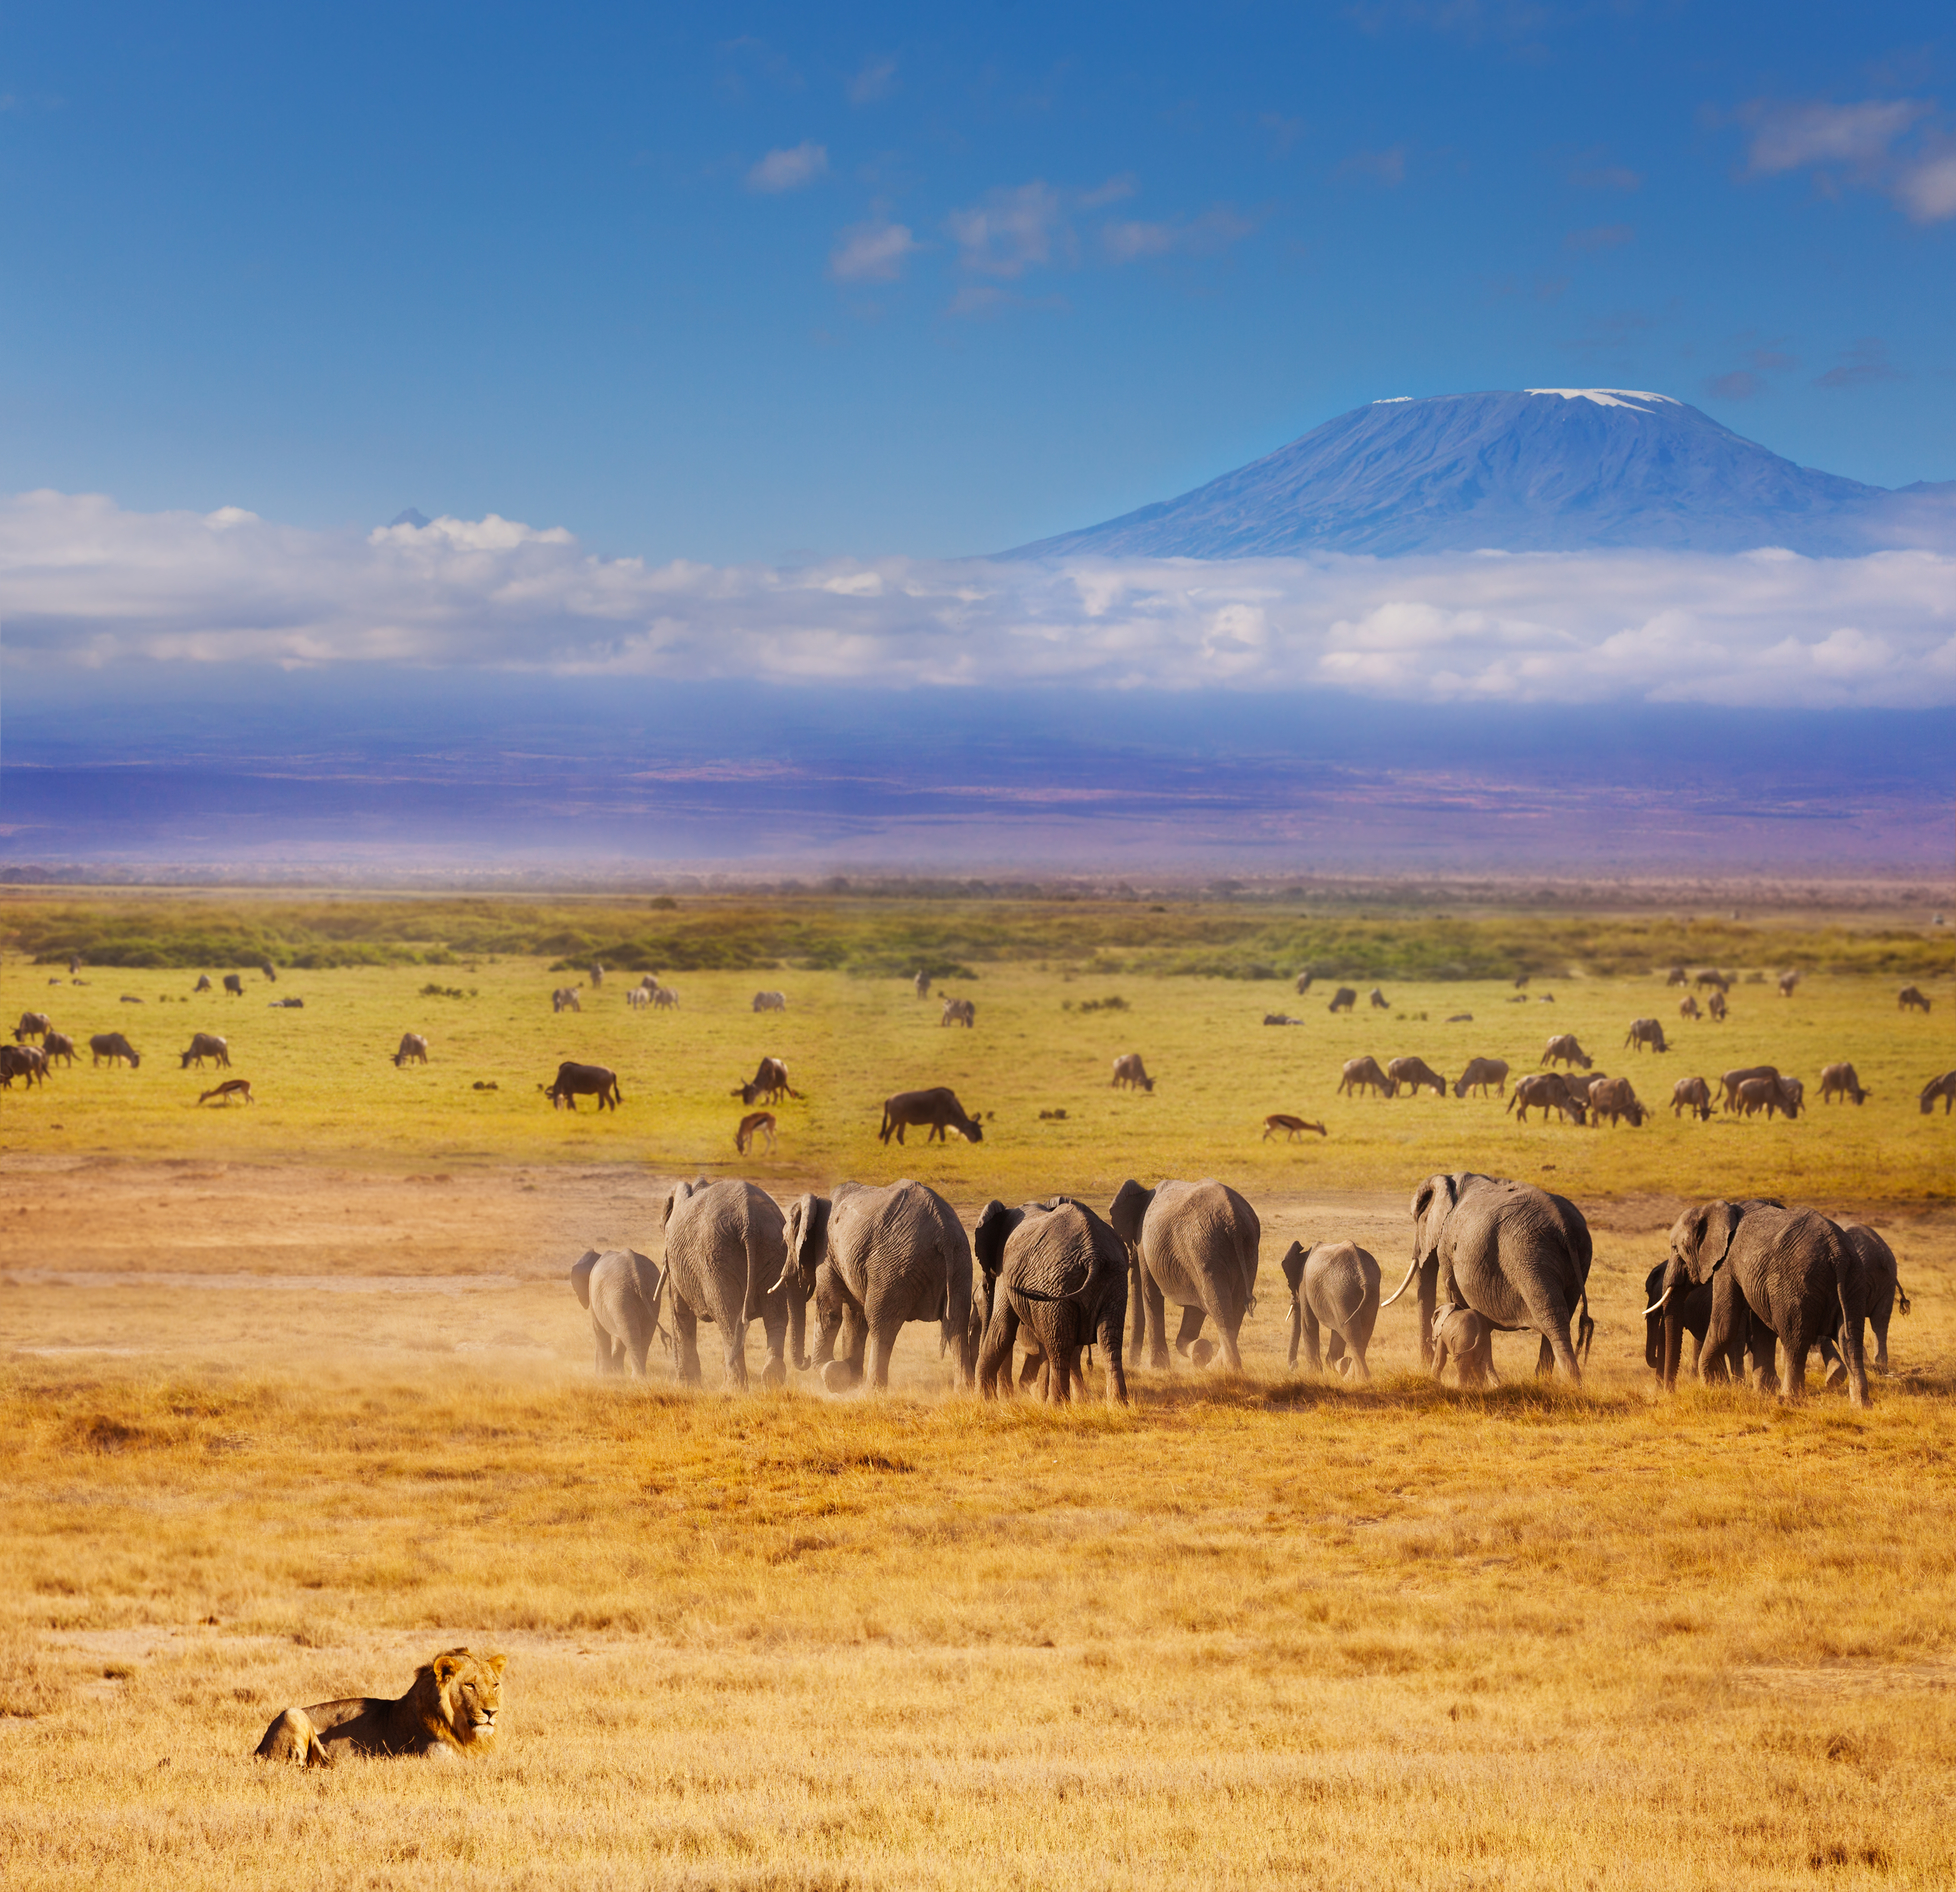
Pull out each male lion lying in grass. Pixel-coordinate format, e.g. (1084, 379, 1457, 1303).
(254, 1647, 505, 1766)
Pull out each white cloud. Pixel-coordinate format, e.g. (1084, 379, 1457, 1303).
(747, 141, 828, 192)
(828, 217, 916, 282)
(945, 182, 1069, 277)
(1102, 205, 1256, 263)
(847, 57, 896, 105)
(1897, 148, 1956, 221)
(1738, 97, 1956, 224)
(5, 490, 1956, 709)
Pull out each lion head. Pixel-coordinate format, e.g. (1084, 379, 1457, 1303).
(414, 1647, 506, 1751)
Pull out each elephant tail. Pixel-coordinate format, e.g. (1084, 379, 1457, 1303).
(1897, 1280, 1912, 1316)
(1573, 1290, 1595, 1367)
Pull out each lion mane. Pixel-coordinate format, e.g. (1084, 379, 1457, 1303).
(254, 1647, 505, 1767)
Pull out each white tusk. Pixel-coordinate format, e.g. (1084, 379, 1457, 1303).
(1643, 1294, 1671, 1318)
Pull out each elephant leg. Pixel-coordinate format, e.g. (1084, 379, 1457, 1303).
(1018, 1347, 1043, 1392)
(1128, 1257, 1146, 1357)
(758, 1307, 787, 1389)
(866, 1317, 903, 1389)
(1836, 1310, 1871, 1409)
(592, 1316, 619, 1377)
(1531, 1304, 1583, 1383)
(1142, 1269, 1170, 1370)
(1871, 1311, 1890, 1373)
(1301, 1305, 1323, 1375)
(672, 1301, 702, 1385)
(977, 1305, 1018, 1400)
(1779, 1329, 1808, 1402)
(1049, 1345, 1081, 1404)
(1431, 1336, 1452, 1385)
(827, 1309, 868, 1391)
(1534, 1335, 1554, 1378)
(1174, 1303, 1207, 1360)
(1097, 1309, 1129, 1405)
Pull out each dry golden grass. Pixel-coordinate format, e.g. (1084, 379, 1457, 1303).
(2, 1173, 1955, 1889)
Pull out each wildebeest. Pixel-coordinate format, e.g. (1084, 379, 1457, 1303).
(90, 1032, 141, 1068)
(1337, 1056, 1396, 1098)
(179, 1033, 230, 1069)
(1588, 1075, 1647, 1127)
(940, 996, 976, 1028)
(551, 986, 581, 1013)
(223, 974, 245, 997)
(1820, 1062, 1870, 1105)
(545, 1061, 621, 1110)
(589, 963, 603, 987)
(1262, 1114, 1327, 1140)
(1736, 1075, 1799, 1119)
(269, 997, 304, 1009)
(1327, 987, 1357, 1014)
(1624, 1017, 1668, 1054)
(879, 1086, 983, 1144)
(1562, 1070, 1611, 1108)
(0, 1044, 47, 1087)
(1507, 1072, 1586, 1123)
(1452, 1056, 1509, 1098)
(733, 1057, 798, 1106)
(199, 1079, 254, 1105)
(260, 960, 277, 983)
(1899, 985, 1932, 1013)
(1693, 968, 1731, 991)
(1678, 994, 1701, 1020)
(1664, 966, 1688, 986)
(14, 1012, 52, 1042)
(1111, 1053, 1154, 1092)
(1671, 1076, 1715, 1119)
(734, 1110, 776, 1154)
(1369, 987, 1390, 1010)
(1295, 970, 1314, 994)
(626, 986, 650, 1010)
(752, 990, 787, 1013)
(1386, 1056, 1445, 1097)
(393, 1033, 429, 1067)
(1778, 969, 1801, 997)
(194, 975, 213, 993)
(1542, 1034, 1592, 1070)
(914, 970, 932, 999)
(1707, 990, 1728, 1021)
(652, 986, 678, 1010)
(1262, 1014, 1304, 1026)
(41, 1031, 76, 1068)
(119, 994, 145, 1004)
(1920, 1071, 1956, 1114)
(1719, 1064, 1779, 1111)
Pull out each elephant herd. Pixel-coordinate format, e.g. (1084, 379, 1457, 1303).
(569, 1167, 1899, 1411)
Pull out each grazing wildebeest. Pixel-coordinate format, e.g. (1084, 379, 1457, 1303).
(1588, 1076, 1647, 1127)
(194, 975, 213, 993)
(652, 986, 679, 1009)
(1920, 1071, 1956, 1114)
(393, 1033, 430, 1067)
(940, 995, 975, 1028)
(914, 970, 932, 1000)
(1624, 1017, 1668, 1054)
(589, 963, 603, 987)
(179, 1033, 231, 1069)
(1262, 1114, 1327, 1141)
(1664, 965, 1688, 986)
(734, 1110, 776, 1154)
(1295, 970, 1314, 994)
(551, 986, 581, 1013)
(199, 1078, 254, 1105)
(1678, 994, 1701, 1020)
(1693, 968, 1731, 991)
(270, 997, 304, 1009)
(879, 1086, 984, 1144)
(260, 960, 277, 983)
(1542, 1034, 1592, 1070)
(0, 1044, 47, 1087)
(1452, 1057, 1509, 1098)
(90, 1032, 141, 1068)
(68, 954, 81, 976)
(1778, 969, 1801, 997)
(1327, 987, 1357, 1014)
(1507, 1073, 1586, 1124)
(1736, 1075, 1799, 1119)
(1671, 1076, 1715, 1119)
(1720, 1064, 1779, 1112)
(733, 1057, 798, 1106)
(223, 974, 244, 997)
(1707, 990, 1728, 1021)
(752, 990, 787, 1013)
(41, 1031, 77, 1068)
(1110, 1053, 1154, 1092)
(1368, 987, 1390, 1010)
(1820, 1062, 1870, 1105)
(14, 1012, 52, 1042)
(1337, 1056, 1396, 1098)
(1386, 1056, 1446, 1097)
(545, 1061, 621, 1110)
(1899, 984, 1931, 1013)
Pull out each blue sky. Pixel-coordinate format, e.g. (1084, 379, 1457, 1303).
(2, 1, 1952, 564)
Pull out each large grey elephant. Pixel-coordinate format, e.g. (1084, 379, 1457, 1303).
(1278, 1239, 1380, 1379)
(972, 1197, 1129, 1404)
(774, 1180, 974, 1391)
(569, 1248, 664, 1377)
(1648, 1199, 1871, 1405)
(1825, 1222, 1907, 1375)
(656, 1178, 796, 1389)
(1383, 1173, 1594, 1380)
(1109, 1178, 1260, 1371)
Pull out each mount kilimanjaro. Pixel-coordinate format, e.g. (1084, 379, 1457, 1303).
(1005, 388, 1955, 560)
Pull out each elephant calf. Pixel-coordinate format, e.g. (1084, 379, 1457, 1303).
(1431, 1302, 1498, 1388)
(1279, 1239, 1380, 1379)
(569, 1248, 665, 1377)
(974, 1197, 1129, 1404)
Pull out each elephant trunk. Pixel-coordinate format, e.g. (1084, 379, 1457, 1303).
(788, 1283, 809, 1372)
(1662, 1309, 1683, 1391)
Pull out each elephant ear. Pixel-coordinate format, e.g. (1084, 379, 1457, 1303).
(784, 1194, 831, 1278)
(1410, 1174, 1458, 1260)
(1279, 1240, 1309, 1298)
(1108, 1179, 1153, 1250)
(569, 1249, 601, 1310)
(973, 1199, 1014, 1280)
(658, 1192, 678, 1232)
(1689, 1200, 1742, 1278)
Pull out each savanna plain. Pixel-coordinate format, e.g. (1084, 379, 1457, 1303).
(2, 888, 1954, 1890)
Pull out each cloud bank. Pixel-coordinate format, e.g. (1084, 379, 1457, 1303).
(3, 490, 1953, 709)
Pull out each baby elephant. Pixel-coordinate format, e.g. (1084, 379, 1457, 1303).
(1278, 1239, 1381, 1380)
(569, 1247, 665, 1377)
(1431, 1301, 1499, 1388)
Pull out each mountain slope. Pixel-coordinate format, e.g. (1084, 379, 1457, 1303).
(1006, 390, 1941, 559)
